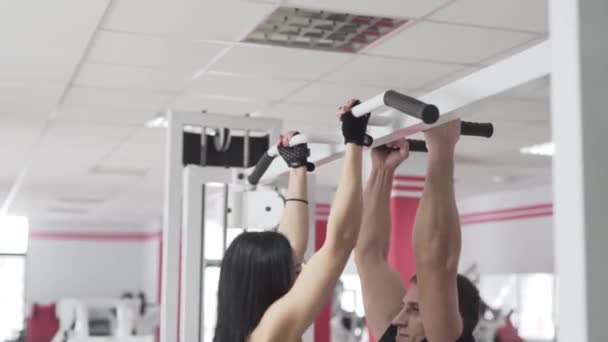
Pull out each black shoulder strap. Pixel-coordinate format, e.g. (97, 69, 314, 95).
(379, 325, 398, 342)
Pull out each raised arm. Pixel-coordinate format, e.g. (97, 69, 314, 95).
(413, 120, 463, 342)
(355, 140, 409, 339)
(252, 99, 369, 342)
(277, 131, 310, 267)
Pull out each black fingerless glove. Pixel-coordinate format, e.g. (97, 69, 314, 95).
(278, 134, 315, 172)
(341, 100, 373, 146)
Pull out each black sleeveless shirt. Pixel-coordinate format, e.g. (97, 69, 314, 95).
(379, 325, 474, 342)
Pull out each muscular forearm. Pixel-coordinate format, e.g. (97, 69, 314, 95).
(413, 148, 461, 270)
(279, 167, 309, 263)
(325, 144, 363, 250)
(355, 167, 393, 260)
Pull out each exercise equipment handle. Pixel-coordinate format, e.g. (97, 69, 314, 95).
(407, 139, 428, 152)
(351, 90, 439, 124)
(461, 121, 494, 138)
(380, 121, 494, 153)
(247, 134, 309, 185)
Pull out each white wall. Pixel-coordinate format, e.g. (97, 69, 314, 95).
(457, 186, 553, 275)
(141, 239, 161, 302)
(26, 234, 160, 305)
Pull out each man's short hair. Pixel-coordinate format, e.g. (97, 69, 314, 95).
(410, 274, 481, 335)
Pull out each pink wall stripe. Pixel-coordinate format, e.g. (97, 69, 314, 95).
(392, 185, 425, 192)
(394, 175, 425, 182)
(460, 203, 553, 220)
(461, 210, 553, 225)
(29, 230, 162, 241)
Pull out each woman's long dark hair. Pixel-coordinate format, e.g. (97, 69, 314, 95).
(213, 231, 294, 342)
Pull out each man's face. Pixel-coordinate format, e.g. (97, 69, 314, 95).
(392, 284, 426, 342)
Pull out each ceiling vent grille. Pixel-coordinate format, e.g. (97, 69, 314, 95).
(244, 7, 407, 53)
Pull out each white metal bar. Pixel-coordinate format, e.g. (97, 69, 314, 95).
(368, 114, 394, 126)
(258, 40, 550, 184)
(351, 92, 387, 117)
(180, 167, 205, 342)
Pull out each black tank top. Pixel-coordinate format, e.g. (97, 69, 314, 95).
(379, 325, 474, 342)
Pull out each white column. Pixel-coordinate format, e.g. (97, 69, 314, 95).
(550, 0, 608, 341)
(161, 114, 182, 342)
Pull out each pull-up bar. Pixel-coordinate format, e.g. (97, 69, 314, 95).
(401, 122, 494, 152)
(248, 91, 438, 185)
(248, 121, 494, 184)
(352, 90, 440, 124)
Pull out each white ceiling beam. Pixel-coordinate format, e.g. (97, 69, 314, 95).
(257, 40, 551, 184)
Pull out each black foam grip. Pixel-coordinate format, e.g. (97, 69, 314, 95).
(376, 140, 428, 153)
(406, 139, 428, 152)
(461, 121, 494, 138)
(383, 90, 439, 124)
(248, 153, 276, 185)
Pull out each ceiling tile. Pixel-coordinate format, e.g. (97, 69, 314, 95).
(39, 122, 135, 154)
(417, 66, 479, 92)
(285, 0, 448, 18)
(0, 83, 64, 106)
(0, 118, 46, 147)
(104, 128, 165, 165)
(211, 45, 353, 80)
(368, 21, 536, 64)
(0, 118, 47, 180)
(501, 76, 550, 101)
(56, 107, 156, 125)
(93, 190, 163, 225)
(103, 0, 276, 41)
(0, 103, 57, 120)
(63, 86, 171, 112)
(461, 98, 551, 127)
(27, 122, 136, 183)
(259, 102, 346, 143)
(188, 73, 307, 101)
(75, 63, 191, 92)
(89, 31, 227, 69)
(171, 95, 264, 115)
(323, 55, 465, 89)
(286, 83, 387, 105)
(430, 0, 548, 33)
(282, 120, 341, 143)
(45, 121, 134, 141)
(465, 98, 550, 124)
(261, 103, 337, 122)
(0, 0, 110, 83)
(0, 84, 65, 118)
(479, 36, 546, 67)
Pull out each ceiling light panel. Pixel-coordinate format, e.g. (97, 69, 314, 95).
(520, 142, 554, 156)
(244, 7, 407, 53)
